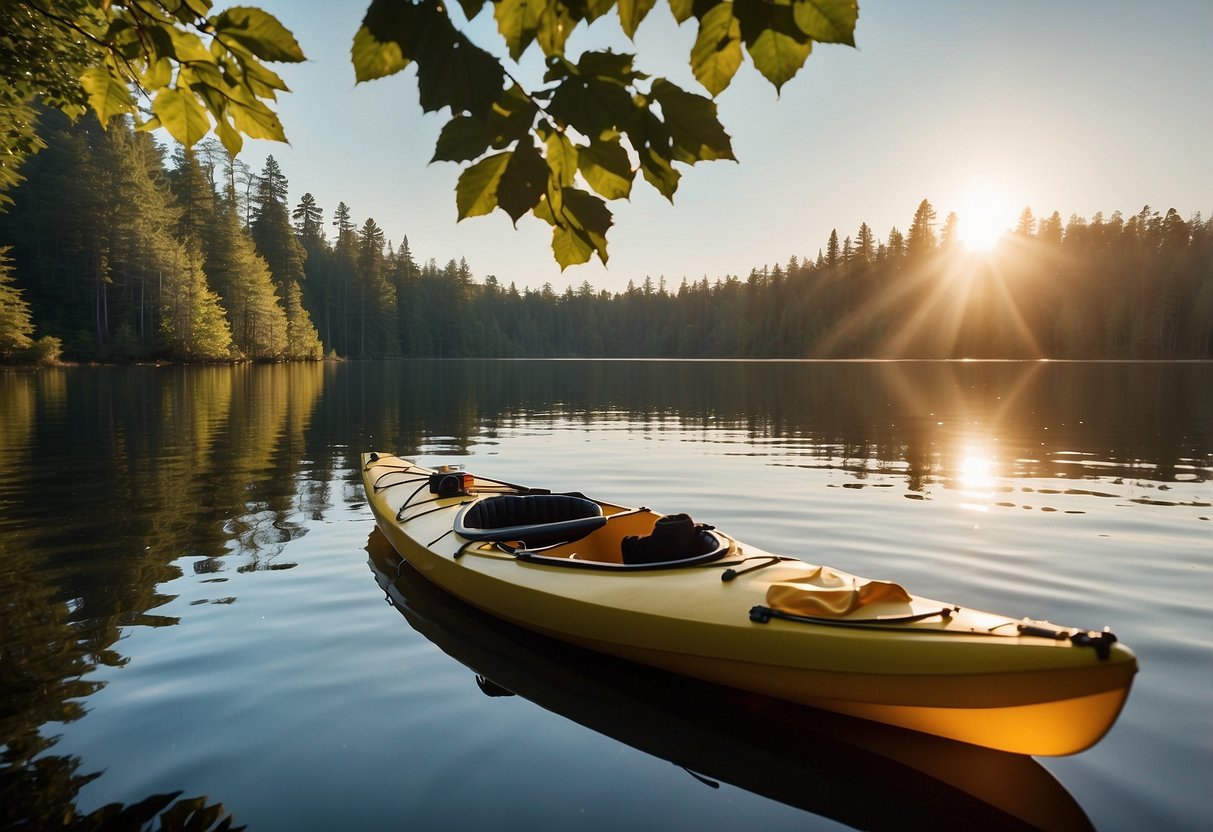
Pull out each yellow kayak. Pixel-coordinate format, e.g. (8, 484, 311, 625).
(361, 452, 1137, 756)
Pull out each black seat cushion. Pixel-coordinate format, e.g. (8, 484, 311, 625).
(455, 495, 606, 546)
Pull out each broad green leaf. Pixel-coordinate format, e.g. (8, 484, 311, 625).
(650, 79, 734, 163)
(497, 139, 549, 223)
(218, 50, 290, 98)
(564, 187, 613, 235)
(212, 7, 305, 62)
(532, 193, 557, 227)
(188, 81, 229, 119)
(735, 0, 813, 92)
(543, 129, 578, 188)
(579, 137, 633, 200)
(746, 27, 813, 90)
(152, 87, 212, 147)
(179, 1, 214, 21)
(228, 98, 287, 141)
(583, 0, 615, 23)
(545, 186, 613, 269)
(550, 222, 595, 268)
(456, 151, 512, 219)
(493, 0, 547, 61)
(80, 66, 135, 124)
(351, 25, 408, 81)
(355, 0, 430, 82)
(143, 57, 173, 90)
(142, 24, 175, 63)
(215, 115, 244, 156)
(562, 186, 612, 265)
(165, 26, 213, 63)
(181, 61, 225, 92)
(691, 4, 743, 97)
(617, 0, 657, 39)
(106, 19, 147, 61)
(793, 0, 858, 45)
(668, 0, 695, 24)
(536, 3, 580, 57)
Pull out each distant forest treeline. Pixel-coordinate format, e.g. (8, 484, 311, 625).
(1, 112, 1210, 363)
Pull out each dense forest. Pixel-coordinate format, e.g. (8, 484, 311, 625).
(1, 112, 1210, 363)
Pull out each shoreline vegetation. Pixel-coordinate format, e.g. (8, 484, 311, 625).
(1, 114, 1210, 367)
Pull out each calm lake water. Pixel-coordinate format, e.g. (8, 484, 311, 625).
(1, 360, 1210, 830)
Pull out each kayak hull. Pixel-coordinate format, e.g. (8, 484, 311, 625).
(362, 453, 1137, 755)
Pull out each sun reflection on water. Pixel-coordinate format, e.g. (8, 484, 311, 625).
(958, 452, 995, 490)
(956, 449, 999, 513)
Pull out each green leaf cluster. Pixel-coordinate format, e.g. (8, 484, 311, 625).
(0, 0, 304, 175)
(96, 2, 304, 155)
(354, 0, 857, 268)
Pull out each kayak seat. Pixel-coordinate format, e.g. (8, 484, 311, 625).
(455, 495, 607, 547)
(621, 513, 717, 565)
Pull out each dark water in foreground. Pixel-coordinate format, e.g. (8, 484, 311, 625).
(1, 360, 1210, 830)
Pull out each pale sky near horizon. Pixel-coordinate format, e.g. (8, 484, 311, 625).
(236, 0, 1213, 293)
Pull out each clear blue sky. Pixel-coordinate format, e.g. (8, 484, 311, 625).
(240, 1, 1213, 292)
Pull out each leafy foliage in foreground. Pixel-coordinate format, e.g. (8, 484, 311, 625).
(0, 0, 304, 206)
(2, 1, 859, 268)
(353, 1, 859, 268)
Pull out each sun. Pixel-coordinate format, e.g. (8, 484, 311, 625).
(955, 186, 1013, 250)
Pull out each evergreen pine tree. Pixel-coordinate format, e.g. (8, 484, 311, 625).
(0, 246, 35, 360)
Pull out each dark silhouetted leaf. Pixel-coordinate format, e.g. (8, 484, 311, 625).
(457, 0, 488, 20)
(548, 57, 640, 138)
(414, 16, 505, 117)
(541, 186, 612, 268)
(639, 144, 680, 200)
(650, 79, 734, 163)
(433, 84, 538, 162)
(562, 186, 613, 261)
(433, 116, 496, 163)
(498, 139, 549, 222)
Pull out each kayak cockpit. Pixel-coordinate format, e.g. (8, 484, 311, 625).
(455, 495, 734, 570)
(455, 494, 607, 546)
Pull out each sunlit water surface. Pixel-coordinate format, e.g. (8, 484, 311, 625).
(1, 360, 1210, 830)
